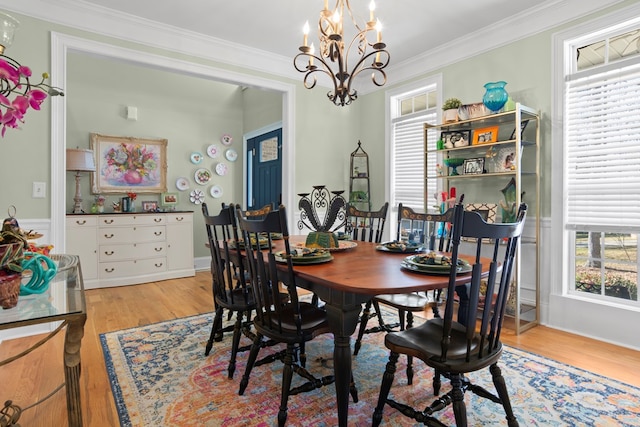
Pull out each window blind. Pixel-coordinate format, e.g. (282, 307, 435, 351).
(391, 113, 436, 211)
(566, 63, 640, 228)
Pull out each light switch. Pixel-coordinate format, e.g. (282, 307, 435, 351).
(32, 182, 46, 198)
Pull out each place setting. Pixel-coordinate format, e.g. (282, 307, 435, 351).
(275, 247, 333, 265)
(375, 240, 425, 253)
(400, 251, 472, 275)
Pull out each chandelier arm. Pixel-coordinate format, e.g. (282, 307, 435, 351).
(344, 49, 389, 96)
(294, 51, 343, 99)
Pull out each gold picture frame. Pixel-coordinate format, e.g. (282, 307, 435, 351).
(90, 133, 168, 194)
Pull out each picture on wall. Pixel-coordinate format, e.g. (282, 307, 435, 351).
(90, 133, 168, 194)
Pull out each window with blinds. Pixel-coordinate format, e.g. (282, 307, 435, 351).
(566, 61, 640, 230)
(391, 90, 438, 212)
(564, 24, 639, 304)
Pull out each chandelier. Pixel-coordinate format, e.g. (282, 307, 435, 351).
(294, 0, 390, 107)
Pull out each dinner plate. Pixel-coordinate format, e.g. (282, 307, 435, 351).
(275, 249, 333, 264)
(295, 240, 357, 252)
(210, 185, 223, 198)
(206, 144, 219, 158)
(231, 238, 272, 249)
(194, 168, 211, 185)
(402, 254, 472, 274)
(376, 241, 424, 253)
(215, 162, 228, 176)
(225, 148, 238, 162)
(176, 177, 190, 191)
(189, 189, 205, 204)
(190, 152, 203, 164)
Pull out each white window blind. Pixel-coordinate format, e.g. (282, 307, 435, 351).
(391, 113, 436, 210)
(566, 62, 640, 228)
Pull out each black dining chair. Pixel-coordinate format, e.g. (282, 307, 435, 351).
(372, 202, 527, 427)
(236, 205, 357, 426)
(202, 202, 252, 378)
(353, 203, 457, 384)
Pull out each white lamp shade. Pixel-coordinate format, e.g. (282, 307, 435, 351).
(66, 148, 96, 172)
(0, 12, 19, 53)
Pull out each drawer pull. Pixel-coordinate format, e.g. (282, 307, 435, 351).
(104, 219, 114, 224)
(154, 218, 162, 223)
(105, 268, 115, 273)
(155, 247, 163, 252)
(155, 263, 163, 268)
(104, 251, 114, 256)
(175, 217, 184, 222)
(154, 231, 163, 236)
(76, 220, 87, 225)
(104, 234, 114, 239)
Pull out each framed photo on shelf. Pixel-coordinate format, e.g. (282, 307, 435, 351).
(472, 126, 499, 145)
(142, 201, 158, 212)
(463, 157, 484, 175)
(440, 130, 471, 148)
(496, 147, 517, 172)
(90, 133, 168, 194)
(161, 192, 178, 206)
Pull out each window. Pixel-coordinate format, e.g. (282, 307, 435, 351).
(388, 78, 440, 220)
(563, 21, 640, 306)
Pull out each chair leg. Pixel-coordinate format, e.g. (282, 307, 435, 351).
(278, 344, 296, 427)
(433, 369, 442, 396)
(450, 374, 468, 427)
(349, 372, 359, 403)
(431, 290, 442, 318)
(405, 312, 414, 385)
(490, 363, 519, 427)
(353, 300, 373, 355)
(206, 306, 224, 356)
(372, 351, 399, 427)
(227, 311, 244, 378)
(238, 333, 263, 395)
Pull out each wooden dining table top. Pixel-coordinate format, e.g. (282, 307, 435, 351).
(274, 235, 478, 295)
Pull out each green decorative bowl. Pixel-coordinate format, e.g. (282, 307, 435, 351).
(443, 158, 465, 176)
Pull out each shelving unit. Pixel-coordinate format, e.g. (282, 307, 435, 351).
(349, 141, 371, 211)
(424, 103, 540, 333)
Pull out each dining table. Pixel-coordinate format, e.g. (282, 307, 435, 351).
(271, 236, 482, 427)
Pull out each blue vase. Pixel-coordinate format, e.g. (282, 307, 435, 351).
(482, 81, 508, 112)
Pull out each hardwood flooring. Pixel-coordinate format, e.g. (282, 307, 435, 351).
(1, 271, 638, 426)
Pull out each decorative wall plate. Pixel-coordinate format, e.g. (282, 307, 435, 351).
(221, 134, 233, 146)
(225, 148, 238, 162)
(215, 162, 228, 176)
(194, 168, 212, 185)
(189, 189, 205, 204)
(176, 177, 189, 191)
(206, 144, 219, 158)
(190, 152, 203, 164)
(210, 185, 223, 198)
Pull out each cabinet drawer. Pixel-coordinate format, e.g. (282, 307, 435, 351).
(98, 214, 165, 227)
(99, 257, 166, 279)
(66, 216, 97, 227)
(99, 242, 166, 261)
(167, 213, 192, 224)
(98, 225, 166, 244)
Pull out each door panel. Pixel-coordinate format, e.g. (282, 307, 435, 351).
(246, 128, 282, 210)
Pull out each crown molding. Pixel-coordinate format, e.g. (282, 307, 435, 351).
(0, 0, 625, 92)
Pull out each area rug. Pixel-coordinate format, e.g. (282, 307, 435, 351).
(101, 313, 640, 426)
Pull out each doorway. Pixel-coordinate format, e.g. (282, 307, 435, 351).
(245, 127, 282, 211)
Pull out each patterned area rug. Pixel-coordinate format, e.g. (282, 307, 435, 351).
(101, 313, 640, 426)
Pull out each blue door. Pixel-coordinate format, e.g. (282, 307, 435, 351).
(246, 128, 282, 210)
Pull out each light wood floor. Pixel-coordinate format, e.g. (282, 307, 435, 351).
(1, 271, 639, 427)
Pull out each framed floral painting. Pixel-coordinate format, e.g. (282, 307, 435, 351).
(90, 134, 168, 194)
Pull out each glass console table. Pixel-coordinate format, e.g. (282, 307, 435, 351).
(0, 255, 86, 426)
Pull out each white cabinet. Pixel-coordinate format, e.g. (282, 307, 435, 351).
(66, 212, 194, 289)
(166, 213, 194, 272)
(66, 216, 98, 281)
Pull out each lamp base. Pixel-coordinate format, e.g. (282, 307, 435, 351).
(72, 172, 85, 214)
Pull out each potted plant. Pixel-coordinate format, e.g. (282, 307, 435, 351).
(442, 98, 462, 123)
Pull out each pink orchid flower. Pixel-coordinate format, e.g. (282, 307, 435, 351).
(27, 89, 48, 110)
(0, 59, 20, 85)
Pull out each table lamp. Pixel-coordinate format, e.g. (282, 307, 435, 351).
(66, 148, 96, 214)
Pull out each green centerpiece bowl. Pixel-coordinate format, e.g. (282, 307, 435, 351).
(443, 157, 465, 176)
